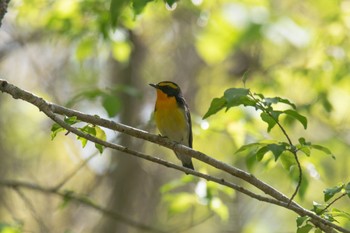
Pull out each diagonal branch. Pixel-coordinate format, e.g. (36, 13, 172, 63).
(0, 79, 348, 233)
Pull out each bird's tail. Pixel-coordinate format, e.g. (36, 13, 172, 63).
(182, 161, 194, 170)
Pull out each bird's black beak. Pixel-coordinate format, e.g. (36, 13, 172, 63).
(149, 83, 158, 88)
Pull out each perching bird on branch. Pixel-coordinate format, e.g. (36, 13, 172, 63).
(150, 81, 194, 170)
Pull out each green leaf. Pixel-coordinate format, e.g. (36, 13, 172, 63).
(264, 97, 296, 109)
(51, 123, 64, 140)
(298, 137, 306, 145)
(64, 116, 79, 125)
(241, 71, 249, 86)
(256, 146, 269, 161)
(324, 213, 337, 222)
(312, 202, 327, 215)
(260, 112, 280, 132)
(203, 97, 226, 119)
(80, 125, 96, 136)
(224, 88, 255, 108)
(283, 109, 307, 129)
(297, 224, 313, 233)
(132, 0, 152, 15)
(110, 0, 129, 27)
(267, 144, 286, 161)
(254, 93, 265, 100)
(280, 151, 296, 171)
(102, 94, 121, 117)
(94, 126, 106, 153)
(331, 208, 350, 221)
(235, 142, 263, 153)
(324, 184, 344, 202)
(296, 216, 309, 227)
(78, 125, 96, 148)
(310, 144, 335, 159)
(164, 0, 177, 7)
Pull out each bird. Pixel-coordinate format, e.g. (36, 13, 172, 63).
(149, 81, 194, 170)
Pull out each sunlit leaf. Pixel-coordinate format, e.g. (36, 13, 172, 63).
(296, 216, 309, 227)
(331, 208, 350, 221)
(324, 184, 344, 202)
(296, 224, 313, 233)
(64, 116, 79, 125)
(78, 125, 96, 148)
(51, 123, 64, 140)
(77, 136, 88, 148)
(283, 109, 307, 129)
(310, 144, 335, 159)
(94, 126, 106, 153)
(203, 97, 226, 119)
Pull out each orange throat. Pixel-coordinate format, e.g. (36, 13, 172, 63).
(155, 89, 177, 110)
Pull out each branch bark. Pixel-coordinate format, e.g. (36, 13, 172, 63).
(0, 79, 348, 233)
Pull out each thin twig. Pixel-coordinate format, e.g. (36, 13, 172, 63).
(3, 180, 165, 233)
(52, 153, 97, 191)
(250, 91, 302, 205)
(14, 188, 51, 233)
(167, 212, 215, 233)
(270, 114, 302, 205)
(321, 193, 348, 214)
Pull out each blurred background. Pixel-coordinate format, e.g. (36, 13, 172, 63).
(0, 0, 350, 232)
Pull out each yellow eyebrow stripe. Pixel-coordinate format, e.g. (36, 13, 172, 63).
(158, 82, 178, 89)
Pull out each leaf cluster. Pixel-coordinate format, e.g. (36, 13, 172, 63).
(51, 116, 106, 153)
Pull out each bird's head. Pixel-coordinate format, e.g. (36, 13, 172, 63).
(149, 81, 182, 97)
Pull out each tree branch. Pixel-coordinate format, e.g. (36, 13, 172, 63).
(0, 180, 166, 233)
(0, 79, 348, 233)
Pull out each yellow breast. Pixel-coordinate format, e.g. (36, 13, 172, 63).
(154, 91, 188, 145)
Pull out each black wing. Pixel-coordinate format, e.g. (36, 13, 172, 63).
(176, 95, 193, 148)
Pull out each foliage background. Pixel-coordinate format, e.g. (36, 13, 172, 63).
(0, 0, 349, 232)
